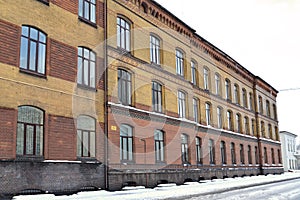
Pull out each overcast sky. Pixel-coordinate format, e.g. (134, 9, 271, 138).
(155, 0, 300, 142)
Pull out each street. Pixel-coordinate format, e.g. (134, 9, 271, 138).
(187, 179, 300, 200)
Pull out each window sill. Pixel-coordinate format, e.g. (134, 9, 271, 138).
(117, 47, 132, 55)
(36, 0, 49, 6)
(15, 155, 44, 162)
(77, 157, 100, 164)
(150, 62, 161, 67)
(77, 84, 97, 92)
(78, 17, 97, 28)
(19, 68, 47, 79)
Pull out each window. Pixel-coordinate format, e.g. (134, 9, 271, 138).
(195, 137, 202, 164)
(220, 141, 226, 165)
(255, 146, 259, 164)
(230, 142, 236, 164)
(227, 110, 233, 131)
(233, 84, 240, 104)
(16, 106, 44, 156)
(251, 119, 256, 135)
(117, 17, 131, 51)
(278, 149, 282, 164)
(268, 124, 272, 139)
(249, 92, 253, 111)
(152, 81, 162, 112)
(150, 35, 160, 65)
(178, 91, 186, 118)
(273, 104, 277, 120)
(118, 69, 131, 105)
(244, 117, 250, 135)
(236, 114, 242, 133)
(240, 144, 245, 164)
(205, 102, 211, 125)
(261, 121, 265, 137)
(191, 61, 197, 85)
(176, 50, 184, 76)
(154, 130, 164, 162)
(77, 47, 96, 88)
(217, 107, 223, 129)
(259, 96, 263, 114)
(266, 100, 270, 117)
(203, 67, 210, 90)
(264, 147, 268, 164)
(275, 126, 279, 141)
(208, 139, 215, 164)
(225, 79, 231, 100)
(248, 145, 252, 164)
(120, 124, 133, 161)
(215, 73, 221, 96)
(20, 26, 46, 75)
(181, 134, 189, 164)
(77, 115, 96, 158)
(78, 0, 96, 24)
(193, 98, 199, 122)
(271, 148, 275, 164)
(242, 88, 247, 108)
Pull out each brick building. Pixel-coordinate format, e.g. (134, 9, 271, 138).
(0, 0, 283, 196)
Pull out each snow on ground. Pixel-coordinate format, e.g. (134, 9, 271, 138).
(13, 172, 300, 200)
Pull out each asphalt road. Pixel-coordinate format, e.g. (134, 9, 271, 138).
(187, 179, 300, 200)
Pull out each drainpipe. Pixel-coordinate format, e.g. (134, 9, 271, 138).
(103, 0, 109, 190)
(253, 77, 263, 175)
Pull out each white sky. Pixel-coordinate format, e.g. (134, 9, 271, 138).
(155, 0, 300, 142)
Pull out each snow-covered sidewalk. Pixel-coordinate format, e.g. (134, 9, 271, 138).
(13, 172, 300, 200)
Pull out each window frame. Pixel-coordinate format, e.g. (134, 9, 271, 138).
(178, 91, 186, 118)
(191, 60, 197, 86)
(205, 102, 212, 126)
(154, 130, 165, 163)
(220, 141, 226, 165)
(233, 84, 240, 105)
(225, 79, 231, 101)
(215, 73, 221, 96)
(231, 142, 236, 164)
(117, 17, 131, 52)
(150, 35, 161, 65)
(242, 88, 247, 108)
(240, 144, 245, 164)
(217, 106, 223, 129)
(19, 25, 47, 77)
(181, 134, 189, 164)
(195, 137, 202, 165)
(208, 139, 215, 165)
(176, 49, 184, 77)
(236, 114, 242, 133)
(118, 69, 132, 105)
(78, 0, 96, 25)
(244, 117, 250, 135)
(193, 97, 199, 123)
(120, 124, 134, 162)
(248, 145, 252, 164)
(152, 81, 163, 113)
(203, 67, 210, 90)
(227, 110, 233, 131)
(77, 47, 96, 89)
(16, 106, 44, 157)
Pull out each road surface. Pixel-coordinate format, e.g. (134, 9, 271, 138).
(187, 179, 300, 200)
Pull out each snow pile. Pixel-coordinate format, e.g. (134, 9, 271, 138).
(13, 172, 300, 200)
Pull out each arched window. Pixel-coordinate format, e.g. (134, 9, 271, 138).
(193, 98, 199, 122)
(20, 26, 46, 75)
(191, 60, 197, 86)
(264, 147, 268, 164)
(117, 17, 131, 51)
(205, 102, 212, 125)
(78, 0, 96, 23)
(233, 84, 240, 104)
(176, 49, 184, 76)
(261, 121, 265, 137)
(215, 73, 221, 96)
(242, 88, 247, 108)
(268, 124, 272, 139)
(236, 114, 242, 133)
(208, 139, 215, 164)
(118, 69, 132, 105)
(77, 115, 96, 158)
(150, 35, 161, 65)
(244, 117, 250, 135)
(273, 104, 278, 120)
(240, 144, 245, 164)
(248, 145, 252, 164)
(203, 67, 210, 90)
(249, 92, 254, 111)
(152, 81, 162, 112)
(259, 96, 263, 114)
(251, 118, 256, 135)
(17, 106, 44, 156)
(225, 79, 231, 100)
(154, 130, 164, 162)
(230, 142, 236, 164)
(178, 91, 186, 118)
(120, 124, 133, 161)
(181, 134, 189, 164)
(195, 137, 202, 164)
(227, 110, 233, 131)
(220, 141, 226, 164)
(217, 106, 223, 129)
(77, 47, 96, 88)
(271, 148, 275, 164)
(266, 100, 270, 117)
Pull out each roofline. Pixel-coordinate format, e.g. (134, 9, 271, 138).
(280, 131, 298, 137)
(150, 0, 278, 93)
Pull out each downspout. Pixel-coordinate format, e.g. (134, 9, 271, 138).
(253, 78, 263, 175)
(103, 0, 109, 190)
